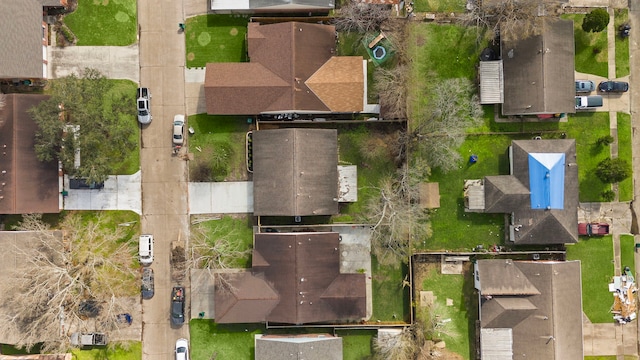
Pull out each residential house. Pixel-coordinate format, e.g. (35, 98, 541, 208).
(253, 128, 338, 216)
(209, 0, 334, 14)
(214, 232, 366, 324)
(474, 259, 583, 359)
(479, 18, 575, 116)
(255, 334, 342, 360)
(0, 94, 61, 214)
(0, 0, 67, 83)
(204, 22, 365, 115)
(464, 139, 578, 245)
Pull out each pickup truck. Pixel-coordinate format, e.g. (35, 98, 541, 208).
(70, 332, 107, 347)
(171, 286, 185, 326)
(578, 222, 610, 236)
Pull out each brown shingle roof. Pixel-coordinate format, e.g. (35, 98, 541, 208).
(0, 0, 45, 79)
(215, 232, 367, 324)
(306, 57, 364, 112)
(483, 139, 578, 244)
(501, 18, 575, 115)
(476, 260, 583, 360)
(0, 94, 60, 214)
(253, 128, 338, 216)
(205, 22, 363, 115)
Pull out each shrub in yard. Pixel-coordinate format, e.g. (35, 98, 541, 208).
(582, 8, 610, 33)
(601, 190, 616, 202)
(191, 161, 213, 182)
(596, 157, 631, 183)
(596, 135, 614, 146)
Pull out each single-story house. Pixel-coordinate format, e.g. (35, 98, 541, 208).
(464, 139, 578, 244)
(0, 94, 61, 214)
(204, 22, 365, 115)
(209, 0, 334, 13)
(215, 232, 366, 324)
(475, 259, 583, 359)
(253, 128, 338, 216)
(255, 334, 342, 360)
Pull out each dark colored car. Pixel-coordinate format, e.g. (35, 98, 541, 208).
(141, 268, 154, 299)
(69, 178, 104, 190)
(171, 286, 185, 326)
(578, 222, 610, 236)
(598, 81, 629, 93)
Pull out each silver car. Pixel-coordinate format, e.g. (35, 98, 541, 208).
(575, 80, 595, 93)
(173, 115, 185, 146)
(137, 88, 152, 124)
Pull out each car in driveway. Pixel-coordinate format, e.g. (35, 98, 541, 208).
(598, 81, 629, 93)
(576, 80, 595, 93)
(69, 178, 104, 190)
(175, 338, 189, 360)
(137, 88, 152, 124)
(575, 95, 603, 110)
(141, 268, 154, 299)
(171, 286, 185, 326)
(173, 115, 185, 146)
(139, 234, 154, 265)
(578, 222, 610, 236)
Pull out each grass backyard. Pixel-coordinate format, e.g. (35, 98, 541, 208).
(187, 114, 252, 182)
(617, 113, 633, 201)
(565, 14, 609, 77)
(191, 215, 253, 268)
(185, 15, 249, 68)
(620, 235, 636, 273)
(190, 320, 263, 360)
(566, 236, 614, 323)
(614, 9, 630, 78)
(71, 342, 141, 360)
(110, 80, 140, 175)
(64, 0, 137, 46)
(413, 0, 466, 12)
(370, 257, 410, 322)
(339, 329, 375, 360)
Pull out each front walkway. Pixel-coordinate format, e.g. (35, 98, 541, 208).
(63, 171, 142, 214)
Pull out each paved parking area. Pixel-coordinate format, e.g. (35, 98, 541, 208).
(63, 171, 142, 214)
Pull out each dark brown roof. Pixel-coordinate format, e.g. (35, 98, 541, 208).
(255, 334, 342, 360)
(476, 259, 583, 360)
(0, 94, 60, 214)
(501, 18, 575, 115)
(204, 22, 363, 115)
(215, 232, 366, 324)
(253, 128, 338, 216)
(0, 0, 45, 79)
(484, 139, 578, 244)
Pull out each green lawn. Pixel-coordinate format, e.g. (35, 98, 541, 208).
(614, 9, 630, 78)
(371, 256, 410, 322)
(188, 114, 252, 182)
(617, 113, 633, 201)
(620, 234, 635, 274)
(185, 15, 249, 68)
(64, 0, 137, 46)
(566, 236, 614, 323)
(190, 320, 263, 360)
(72, 342, 141, 360)
(191, 215, 253, 268)
(413, 0, 466, 12)
(110, 80, 140, 175)
(419, 265, 475, 359)
(565, 14, 609, 77)
(339, 329, 375, 360)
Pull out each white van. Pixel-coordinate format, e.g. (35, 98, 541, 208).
(139, 234, 154, 265)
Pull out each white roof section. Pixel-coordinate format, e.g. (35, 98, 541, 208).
(479, 60, 504, 104)
(481, 328, 513, 359)
(337, 165, 357, 202)
(211, 0, 250, 10)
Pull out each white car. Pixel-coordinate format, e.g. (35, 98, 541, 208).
(136, 88, 152, 124)
(138, 234, 154, 265)
(175, 338, 189, 360)
(173, 115, 185, 146)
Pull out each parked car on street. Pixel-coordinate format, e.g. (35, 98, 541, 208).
(598, 81, 629, 93)
(575, 80, 595, 93)
(137, 87, 152, 124)
(578, 222, 610, 236)
(575, 95, 603, 110)
(175, 338, 189, 360)
(171, 286, 185, 326)
(139, 234, 154, 265)
(173, 115, 185, 146)
(141, 267, 154, 299)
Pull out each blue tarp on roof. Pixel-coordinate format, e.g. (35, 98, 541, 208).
(528, 153, 565, 209)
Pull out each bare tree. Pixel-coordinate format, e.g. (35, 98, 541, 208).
(375, 64, 410, 120)
(373, 324, 426, 360)
(334, 2, 391, 33)
(411, 78, 483, 173)
(364, 159, 431, 266)
(0, 214, 137, 352)
(464, 0, 561, 43)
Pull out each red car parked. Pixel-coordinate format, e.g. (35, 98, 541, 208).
(578, 222, 610, 236)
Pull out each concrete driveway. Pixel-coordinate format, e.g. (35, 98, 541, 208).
(63, 172, 142, 214)
(48, 45, 139, 81)
(188, 181, 253, 214)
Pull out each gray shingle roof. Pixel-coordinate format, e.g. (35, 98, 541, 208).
(255, 334, 342, 360)
(0, 0, 45, 79)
